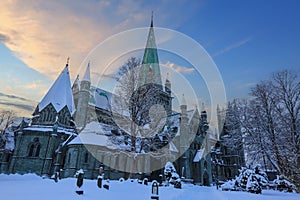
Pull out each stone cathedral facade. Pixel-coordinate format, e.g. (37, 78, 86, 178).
(0, 17, 216, 186)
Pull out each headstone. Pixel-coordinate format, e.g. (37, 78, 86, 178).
(76, 173, 84, 188)
(143, 178, 148, 186)
(119, 178, 125, 182)
(103, 184, 109, 190)
(158, 174, 163, 186)
(138, 172, 143, 184)
(174, 181, 181, 189)
(54, 172, 59, 183)
(97, 175, 102, 188)
(75, 170, 84, 195)
(76, 190, 84, 195)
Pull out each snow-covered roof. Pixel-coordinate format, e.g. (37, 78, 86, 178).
(89, 87, 111, 110)
(168, 113, 180, 127)
(169, 141, 178, 152)
(68, 121, 117, 149)
(38, 65, 75, 115)
(23, 125, 75, 135)
(193, 148, 205, 162)
(187, 109, 197, 124)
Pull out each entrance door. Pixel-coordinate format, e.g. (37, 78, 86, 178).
(203, 171, 210, 186)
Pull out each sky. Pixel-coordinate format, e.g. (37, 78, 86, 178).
(0, 0, 299, 118)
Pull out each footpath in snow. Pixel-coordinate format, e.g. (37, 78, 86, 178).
(0, 174, 299, 200)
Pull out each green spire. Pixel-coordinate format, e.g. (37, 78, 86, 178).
(138, 13, 162, 89)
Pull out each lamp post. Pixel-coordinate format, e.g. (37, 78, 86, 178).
(151, 182, 159, 200)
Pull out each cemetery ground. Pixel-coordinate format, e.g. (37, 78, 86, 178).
(1, 174, 299, 200)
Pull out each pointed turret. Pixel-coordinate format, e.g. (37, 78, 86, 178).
(82, 62, 91, 82)
(75, 63, 91, 128)
(165, 73, 171, 94)
(180, 94, 188, 122)
(165, 73, 172, 116)
(72, 75, 80, 93)
(38, 63, 75, 115)
(72, 75, 80, 108)
(201, 103, 208, 123)
(181, 94, 187, 108)
(138, 13, 162, 89)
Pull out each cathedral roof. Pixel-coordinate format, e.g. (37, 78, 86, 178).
(89, 87, 111, 110)
(193, 148, 205, 162)
(68, 121, 118, 149)
(38, 64, 75, 115)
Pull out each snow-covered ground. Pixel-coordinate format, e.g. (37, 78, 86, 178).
(0, 174, 299, 200)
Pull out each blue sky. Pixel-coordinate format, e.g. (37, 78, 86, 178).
(0, 0, 299, 117)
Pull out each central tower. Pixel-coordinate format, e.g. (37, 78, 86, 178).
(131, 14, 172, 126)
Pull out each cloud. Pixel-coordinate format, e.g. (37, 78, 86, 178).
(0, 92, 31, 102)
(0, 0, 202, 80)
(0, 1, 110, 79)
(165, 61, 195, 74)
(236, 82, 256, 89)
(0, 101, 34, 112)
(0, 33, 10, 42)
(213, 37, 252, 57)
(0, 92, 36, 116)
(0, 0, 204, 118)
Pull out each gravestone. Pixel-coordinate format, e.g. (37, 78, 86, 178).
(75, 170, 84, 195)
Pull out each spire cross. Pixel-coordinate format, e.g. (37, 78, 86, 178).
(166, 72, 170, 81)
(151, 11, 153, 21)
(66, 57, 70, 65)
(151, 11, 154, 27)
(202, 102, 205, 111)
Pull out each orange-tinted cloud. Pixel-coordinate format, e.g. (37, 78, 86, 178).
(165, 61, 195, 74)
(0, 1, 202, 80)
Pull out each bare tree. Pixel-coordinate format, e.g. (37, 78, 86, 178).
(111, 57, 166, 153)
(224, 71, 300, 191)
(271, 70, 300, 187)
(0, 110, 14, 133)
(0, 110, 15, 150)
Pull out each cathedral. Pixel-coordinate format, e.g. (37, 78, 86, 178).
(0, 17, 231, 186)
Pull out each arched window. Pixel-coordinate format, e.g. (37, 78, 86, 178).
(44, 110, 48, 121)
(204, 161, 208, 169)
(28, 137, 41, 157)
(68, 153, 71, 163)
(49, 113, 53, 122)
(28, 144, 35, 157)
(84, 152, 89, 163)
(64, 116, 68, 125)
(35, 144, 41, 157)
(39, 113, 44, 122)
(228, 169, 232, 178)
